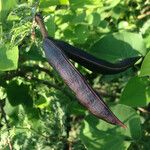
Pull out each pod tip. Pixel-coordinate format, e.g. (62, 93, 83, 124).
(116, 120, 127, 129)
(119, 122, 127, 129)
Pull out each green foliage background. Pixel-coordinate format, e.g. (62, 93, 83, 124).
(0, 0, 150, 149)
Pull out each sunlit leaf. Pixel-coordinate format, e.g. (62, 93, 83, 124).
(140, 51, 150, 76)
(80, 104, 141, 150)
(0, 44, 18, 71)
(39, 0, 59, 8)
(0, 0, 17, 22)
(120, 77, 150, 107)
(59, 0, 69, 5)
(90, 32, 146, 62)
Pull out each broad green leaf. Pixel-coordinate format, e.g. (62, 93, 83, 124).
(68, 100, 86, 116)
(39, 0, 59, 8)
(0, 86, 6, 99)
(59, 0, 69, 5)
(0, 44, 19, 71)
(4, 99, 19, 117)
(118, 21, 129, 29)
(87, 13, 101, 26)
(140, 51, 150, 76)
(4, 99, 20, 125)
(120, 77, 150, 107)
(34, 94, 48, 109)
(70, 0, 90, 8)
(0, 0, 17, 22)
(4, 99, 39, 125)
(140, 19, 150, 35)
(111, 5, 125, 20)
(90, 32, 146, 62)
(144, 32, 150, 49)
(104, 0, 121, 8)
(71, 12, 86, 24)
(40, 0, 69, 8)
(6, 81, 33, 106)
(24, 43, 45, 61)
(73, 24, 89, 44)
(6, 81, 40, 120)
(70, 0, 102, 8)
(80, 104, 141, 150)
(45, 15, 56, 37)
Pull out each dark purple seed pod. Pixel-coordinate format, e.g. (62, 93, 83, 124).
(35, 14, 126, 128)
(48, 37, 141, 75)
(43, 38, 126, 128)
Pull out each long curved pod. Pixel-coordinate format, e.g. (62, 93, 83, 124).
(49, 37, 141, 74)
(35, 13, 126, 128)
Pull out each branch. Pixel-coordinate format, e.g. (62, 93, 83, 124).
(137, 11, 150, 19)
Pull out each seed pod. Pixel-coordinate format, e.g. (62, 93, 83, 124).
(49, 37, 141, 74)
(35, 13, 126, 128)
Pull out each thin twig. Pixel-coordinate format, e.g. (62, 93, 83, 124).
(137, 11, 150, 19)
(141, 6, 150, 14)
(138, 107, 150, 113)
(7, 138, 13, 150)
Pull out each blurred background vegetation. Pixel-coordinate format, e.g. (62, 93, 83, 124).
(0, 0, 150, 149)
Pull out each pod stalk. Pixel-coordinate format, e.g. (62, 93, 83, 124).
(35, 13, 48, 38)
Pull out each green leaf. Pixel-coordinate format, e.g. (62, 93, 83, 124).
(6, 81, 40, 120)
(24, 43, 45, 61)
(39, 0, 59, 8)
(68, 100, 86, 116)
(59, 0, 69, 5)
(4, 99, 19, 117)
(6, 81, 33, 106)
(45, 15, 56, 37)
(70, 0, 101, 8)
(87, 13, 101, 26)
(71, 12, 86, 24)
(0, 44, 19, 71)
(34, 94, 48, 109)
(90, 31, 146, 62)
(70, 0, 90, 8)
(140, 51, 150, 76)
(40, 0, 69, 8)
(0, 0, 17, 22)
(144, 32, 150, 49)
(120, 77, 150, 107)
(104, 0, 121, 8)
(73, 24, 89, 44)
(80, 104, 141, 150)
